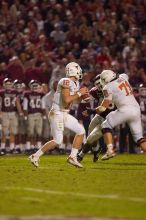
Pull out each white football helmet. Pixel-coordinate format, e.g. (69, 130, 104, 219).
(100, 70, 116, 86)
(65, 62, 83, 80)
(3, 78, 13, 90)
(13, 79, 24, 91)
(29, 79, 41, 91)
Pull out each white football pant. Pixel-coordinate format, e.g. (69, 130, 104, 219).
(49, 111, 85, 145)
(102, 106, 143, 142)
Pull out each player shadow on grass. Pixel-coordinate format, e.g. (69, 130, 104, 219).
(90, 166, 145, 171)
(98, 161, 146, 166)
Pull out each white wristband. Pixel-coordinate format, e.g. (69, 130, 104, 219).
(77, 92, 82, 97)
(98, 106, 106, 112)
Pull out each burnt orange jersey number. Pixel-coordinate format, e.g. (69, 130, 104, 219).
(118, 81, 133, 96)
(63, 80, 69, 87)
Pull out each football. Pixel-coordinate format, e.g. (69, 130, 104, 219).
(79, 86, 90, 101)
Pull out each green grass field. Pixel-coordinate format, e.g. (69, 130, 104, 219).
(0, 154, 146, 220)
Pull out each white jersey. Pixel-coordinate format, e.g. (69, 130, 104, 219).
(52, 77, 80, 111)
(103, 74, 140, 109)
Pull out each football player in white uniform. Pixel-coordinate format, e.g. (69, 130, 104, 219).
(94, 70, 146, 160)
(29, 62, 89, 168)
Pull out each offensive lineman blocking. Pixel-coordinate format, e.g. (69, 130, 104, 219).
(95, 70, 146, 159)
(29, 62, 89, 168)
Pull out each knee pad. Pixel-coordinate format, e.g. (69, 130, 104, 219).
(137, 138, 146, 146)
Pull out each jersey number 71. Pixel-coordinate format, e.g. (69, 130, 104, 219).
(118, 81, 133, 96)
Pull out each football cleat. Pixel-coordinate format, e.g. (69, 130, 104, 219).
(92, 146, 102, 162)
(101, 149, 116, 160)
(29, 154, 39, 167)
(0, 149, 6, 156)
(93, 151, 99, 162)
(77, 154, 83, 162)
(67, 156, 83, 168)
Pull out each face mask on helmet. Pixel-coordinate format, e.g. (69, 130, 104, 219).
(100, 70, 116, 87)
(65, 62, 83, 80)
(3, 78, 13, 89)
(13, 79, 24, 91)
(94, 75, 102, 91)
(139, 84, 146, 96)
(29, 80, 41, 91)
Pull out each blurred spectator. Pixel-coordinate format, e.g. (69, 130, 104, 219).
(0, 62, 8, 86)
(7, 56, 25, 82)
(0, 0, 145, 85)
(49, 58, 67, 87)
(96, 47, 112, 66)
(50, 22, 66, 44)
(25, 66, 44, 85)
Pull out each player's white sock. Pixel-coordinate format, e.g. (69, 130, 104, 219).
(18, 144, 23, 152)
(60, 143, 65, 150)
(10, 143, 15, 150)
(107, 144, 114, 152)
(31, 145, 35, 150)
(1, 142, 6, 150)
(34, 149, 44, 158)
(15, 145, 20, 150)
(66, 143, 72, 150)
(70, 148, 78, 158)
(26, 141, 31, 150)
(37, 141, 42, 149)
(22, 144, 26, 152)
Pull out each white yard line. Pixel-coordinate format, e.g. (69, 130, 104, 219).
(4, 186, 146, 203)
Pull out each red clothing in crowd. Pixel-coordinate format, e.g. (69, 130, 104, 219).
(24, 67, 49, 85)
(7, 63, 25, 82)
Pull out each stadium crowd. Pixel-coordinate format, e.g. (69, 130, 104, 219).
(0, 0, 146, 155)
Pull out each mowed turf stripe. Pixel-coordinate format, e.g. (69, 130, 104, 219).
(5, 187, 146, 203)
(0, 216, 128, 220)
